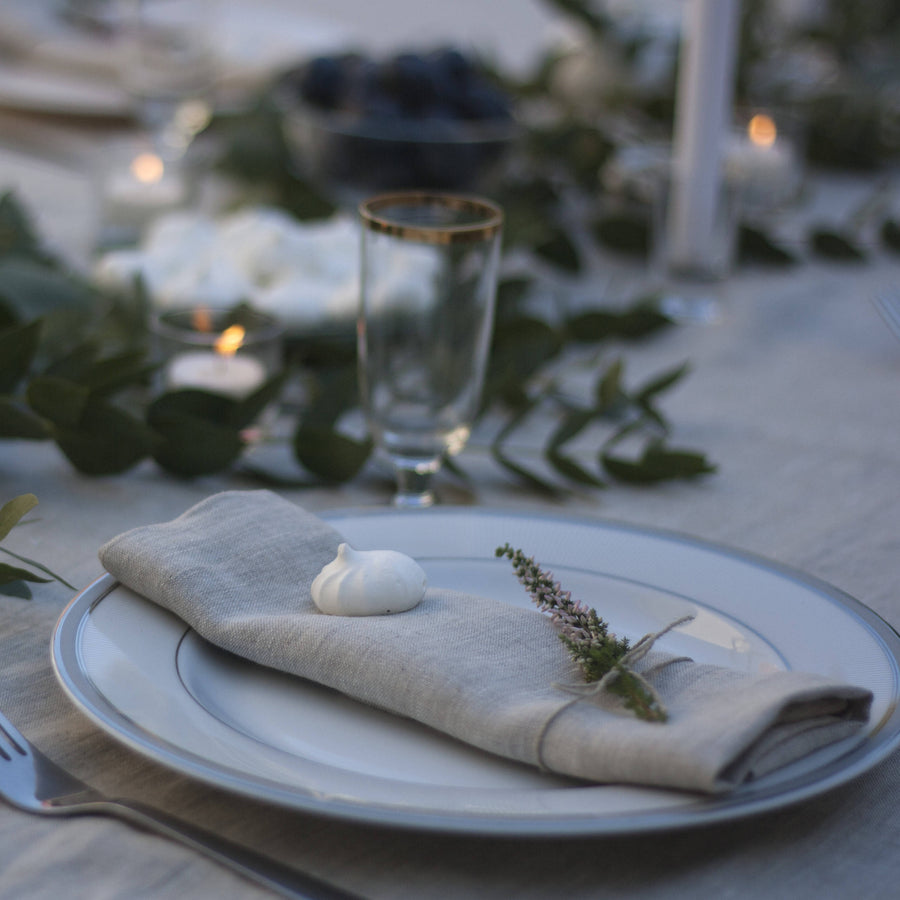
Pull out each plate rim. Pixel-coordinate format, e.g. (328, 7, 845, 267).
(51, 506, 900, 836)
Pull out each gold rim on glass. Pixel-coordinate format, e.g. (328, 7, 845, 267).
(359, 192, 503, 245)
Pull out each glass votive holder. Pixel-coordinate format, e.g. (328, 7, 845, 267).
(95, 137, 195, 251)
(150, 306, 284, 399)
(725, 107, 805, 219)
(649, 162, 742, 324)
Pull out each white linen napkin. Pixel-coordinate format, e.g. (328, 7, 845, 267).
(98, 490, 873, 794)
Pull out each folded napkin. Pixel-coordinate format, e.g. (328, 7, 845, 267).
(99, 491, 873, 794)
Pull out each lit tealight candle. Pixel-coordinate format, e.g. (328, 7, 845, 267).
(725, 113, 798, 206)
(166, 324, 267, 398)
(99, 151, 189, 247)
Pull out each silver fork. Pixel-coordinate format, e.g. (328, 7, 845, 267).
(0, 709, 363, 899)
(872, 292, 900, 343)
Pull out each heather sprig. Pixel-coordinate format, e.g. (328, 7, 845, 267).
(496, 543, 669, 722)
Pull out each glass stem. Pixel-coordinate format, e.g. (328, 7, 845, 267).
(393, 467, 436, 509)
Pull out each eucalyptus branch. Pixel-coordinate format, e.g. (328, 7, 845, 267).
(0, 495, 74, 598)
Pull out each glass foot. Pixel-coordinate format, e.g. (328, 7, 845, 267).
(393, 467, 437, 509)
(659, 291, 722, 325)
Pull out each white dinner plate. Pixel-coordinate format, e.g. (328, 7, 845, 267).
(52, 509, 900, 835)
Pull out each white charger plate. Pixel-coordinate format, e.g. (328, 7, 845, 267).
(52, 509, 900, 835)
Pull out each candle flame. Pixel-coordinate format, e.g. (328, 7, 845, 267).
(192, 307, 213, 332)
(748, 114, 777, 150)
(215, 325, 246, 357)
(130, 152, 165, 185)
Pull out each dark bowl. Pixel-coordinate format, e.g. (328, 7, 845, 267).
(273, 59, 519, 201)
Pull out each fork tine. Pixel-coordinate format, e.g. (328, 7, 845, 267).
(0, 711, 28, 759)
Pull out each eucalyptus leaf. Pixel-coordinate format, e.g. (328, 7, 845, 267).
(147, 390, 245, 476)
(0, 493, 38, 541)
(26, 375, 91, 428)
(566, 299, 672, 343)
(810, 228, 866, 261)
(0, 579, 32, 599)
(77, 350, 156, 396)
(0, 192, 46, 261)
(545, 407, 606, 487)
(490, 398, 567, 496)
(635, 361, 690, 403)
(0, 562, 50, 585)
(0, 258, 94, 320)
(546, 446, 607, 488)
(0, 546, 75, 590)
(592, 213, 650, 257)
(54, 399, 155, 475)
(0, 398, 50, 439)
(491, 442, 567, 496)
(0, 318, 42, 393)
(230, 371, 287, 430)
(488, 315, 563, 397)
(42, 339, 101, 381)
(149, 410, 245, 477)
(533, 227, 581, 273)
(881, 219, 900, 254)
(495, 276, 533, 321)
(293, 425, 373, 483)
(303, 366, 360, 427)
(149, 388, 237, 425)
(737, 225, 798, 266)
(602, 441, 716, 484)
(548, 407, 596, 449)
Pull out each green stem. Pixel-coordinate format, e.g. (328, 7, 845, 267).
(0, 547, 76, 591)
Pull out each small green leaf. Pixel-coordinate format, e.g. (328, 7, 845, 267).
(490, 400, 567, 496)
(26, 375, 91, 427)
(0, 192, 45, 261)
(592, 212, 650, 257)
(602, 441, 716, 484)
(548, 408, 596, 449)
(149, 411, 244, 477)
(41, 339, 101, 381)
(738, 225, 798, 266)
(0, 318, 42, 392)
(881, 219, 900, 254)
(0, 561, 50, 585)
(303, 365, 359, 427)
(0, 493, 38, 541)
(546, 446, 606, 488)
(0, 546, 75, 590)
(491, 443, 566, 496)
(566, 298, 672, 343)
(0, 398, 50, 439)
(533, 227, 581, 273)
(488, 316, 563, 396)
(231, 371, 287, 430)
(77, 350, 156, 396)
(293, 426, 373, 483)
(149, 388, 237, 425)
(635, 361, 690, 403)
(0, 258, 94, 320)
(810, 228, 866, 261)
(0, 579, 32, 599)
(495, 276, 533, 319)
(54, 399, 154, 475)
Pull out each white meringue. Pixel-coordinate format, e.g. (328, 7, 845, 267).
(310, 543, 427, 616)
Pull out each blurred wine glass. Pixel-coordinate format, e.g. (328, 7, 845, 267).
(117, 0, 214, 161)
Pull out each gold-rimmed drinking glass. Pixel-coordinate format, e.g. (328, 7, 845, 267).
(358, 192, 503, 508)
